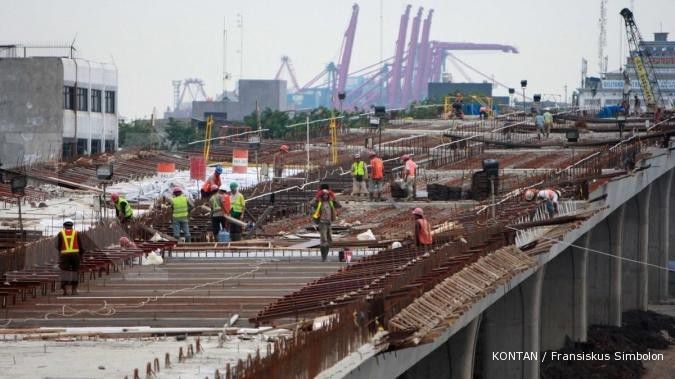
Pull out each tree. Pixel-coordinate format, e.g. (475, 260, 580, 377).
(165, 118, 197, 148)
(118, 120, 156, 148)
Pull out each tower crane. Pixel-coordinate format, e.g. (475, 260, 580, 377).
(620, 8, 666, 120)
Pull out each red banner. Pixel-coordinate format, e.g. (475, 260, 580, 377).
(190, 156, 206, 180)
(232, 149, 249, 174)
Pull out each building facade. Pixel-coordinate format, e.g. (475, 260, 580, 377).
(578, 32, 675, 110)
(0, 51, 118, 168)
(191, 79, 287, 122)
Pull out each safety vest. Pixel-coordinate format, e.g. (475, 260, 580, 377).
(370, 157, 384, 180)
(351, 161, 365, 176)
(416, 218, 433, 245)
(231, 192, 245, 213)
(171, 195, 189, 220)
(116, 198, 134, 218)
(201, 174, 222, 192)
(60, 229, 80, 254)
(405, 160, 417, 177)
(210, 193, 222, 213)
(312, 200, 335, 221)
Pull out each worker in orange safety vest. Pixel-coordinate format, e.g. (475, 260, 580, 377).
(412, 208, 433, 248)
(368, 151, 384, 201)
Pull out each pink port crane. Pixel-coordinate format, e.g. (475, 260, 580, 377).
(387, 5, 412, 109)
(274, 56, 300, 93)
(333, 3, 359, 108)
(400, 7, 423, 108)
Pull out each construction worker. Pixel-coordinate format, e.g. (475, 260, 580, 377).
(210, 184, 231, 237)
(315, 183, 336, 201)
(56, 218, 85, 296)
(119, 236, 137, 249)
(110, 193, 133, 224)
(534, 112, 545, 140)
(229, 182, 246, 241)
(452, 92, 464, 119)
(351, 153, 368, 197)
(401, 154, 417, 201)
(524, 188, 561, 217)
(633, 94, 640, 115)
(273, 145, 289, 183)
(171, 187, 192, 242)
(543, 110, 553, 139)
(412, 208, 433, 248)
(201, 165, 223, 199)
(368, 151, 384, 201)
(310, 189, 341, 261)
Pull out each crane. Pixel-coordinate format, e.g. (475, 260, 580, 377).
(274, 56, 301, 93)
(334, 4, 359, 108)
(620, 7, 665, 120)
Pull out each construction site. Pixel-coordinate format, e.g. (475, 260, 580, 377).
(2, 2, 675, 379)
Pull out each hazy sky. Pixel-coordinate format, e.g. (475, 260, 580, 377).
(2, 0, 674, 118)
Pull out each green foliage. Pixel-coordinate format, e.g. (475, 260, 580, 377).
(118, 120, 156, 148)
(243, 108, 290, 138)
(165, 118, 197, 147)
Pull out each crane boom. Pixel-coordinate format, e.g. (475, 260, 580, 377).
(620, 8, 664, 113)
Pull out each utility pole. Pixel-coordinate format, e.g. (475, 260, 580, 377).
(237, 13, 244, 80)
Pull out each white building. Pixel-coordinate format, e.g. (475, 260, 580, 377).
(0, 45, 118, 168)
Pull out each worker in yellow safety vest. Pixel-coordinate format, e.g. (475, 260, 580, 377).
(351, 153, 368, 197)
(56, 218, 86, 295)
(170, 187, 192, 242)
(229, 182, 246, 241)
(110, 192, 133, 224)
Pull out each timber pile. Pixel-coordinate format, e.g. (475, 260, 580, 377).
(388, 246, 535, 345)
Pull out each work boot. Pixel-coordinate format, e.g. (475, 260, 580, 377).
(320, 246, 329, 262)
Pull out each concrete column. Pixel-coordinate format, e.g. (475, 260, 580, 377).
(449, 315, 481, 379)
(638, 185, 652, 310)
(573, 232, 590, 341)
(479, 265, 545, 379)
(609, 205, 625, 326)
(659, 171, 673, 300)
(523, 266, 545, 379)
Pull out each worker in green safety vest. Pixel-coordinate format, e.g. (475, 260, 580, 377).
(229, 182, 246, 241)
(110, 192, 133, 224)
(351, 153, 368, 198)
(170, 187, 193, 242)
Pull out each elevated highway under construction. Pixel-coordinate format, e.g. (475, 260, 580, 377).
(1, 108, 675, 378)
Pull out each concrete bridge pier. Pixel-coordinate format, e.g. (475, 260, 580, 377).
(477, 267, 545, 379)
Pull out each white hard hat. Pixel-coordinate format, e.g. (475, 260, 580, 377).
(219, 184, 229, 192)
(63, 218, 74, 226)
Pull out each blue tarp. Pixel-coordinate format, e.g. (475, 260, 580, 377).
(597, 105, 623, 118)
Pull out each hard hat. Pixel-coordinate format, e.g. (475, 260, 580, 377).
(524, 189, 536, 201)
(412, 208, 424, 216)
(119, 236, 131, 247)
(172, 187, 183, 194)
(280, 144, 289, 152)
(554, 190, 562, 198)
(368, 150, 377, 157)
(210, 184, 219, 192)
(401, 154, 410, 161)
(219, 184, 229, 192)
(321, 189, 329, 194)
(110, 193, 119, 202)
(229, 182, 239, 190)
(354, 153, 360, 159)
(215, 165, 223, 174)
(63, 218, 74, 226)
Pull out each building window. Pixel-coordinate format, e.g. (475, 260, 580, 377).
(105, 90, 116, 113)
(77, 88, 88, 111)
(63, 86, 75, 110)
(91, 139, 101, 155)
(91, 89, 102, 112)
